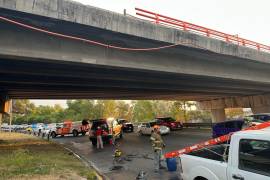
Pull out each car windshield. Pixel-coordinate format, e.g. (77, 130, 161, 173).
(119, 119, 127, 124)
(150, 122, 157, 127)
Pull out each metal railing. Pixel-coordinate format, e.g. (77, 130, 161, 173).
(183, 123, 213, 128)
(135, 8, 270, 52)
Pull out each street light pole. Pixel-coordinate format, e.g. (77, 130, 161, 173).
(9, 99, 13, 133)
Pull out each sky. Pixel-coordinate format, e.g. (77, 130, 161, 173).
(31, 0, 270, 108)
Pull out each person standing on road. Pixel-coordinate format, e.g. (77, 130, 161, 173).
(96, 126, 103, 149)
(150, 125, 165, 172)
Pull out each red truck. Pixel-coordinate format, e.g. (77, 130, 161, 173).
(155, 117, 183, 130)
(50, 120, 89, 138)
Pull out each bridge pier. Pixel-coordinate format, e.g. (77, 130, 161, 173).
(251, 105, 270, 114)
(0, 93, 9, 128)
(211, 109, 226, 122)
(198, 94, 270, 122)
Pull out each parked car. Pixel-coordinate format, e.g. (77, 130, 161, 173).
(137, 121, 170, 135)
(212, 119, 245, 138)
(40, 123, 56, 137)
(31, 123, 45, 136)
(155, 117, 183, 130)
(179, 126, 270, 180)
(50, 120, 89, 138)
(245, 113, 270, 126)
(89, 118, 123, 147)
(117, 119, 134, 132)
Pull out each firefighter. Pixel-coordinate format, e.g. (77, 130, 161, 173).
(150, 125, 165, 172)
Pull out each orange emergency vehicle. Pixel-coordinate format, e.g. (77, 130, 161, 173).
(51, 120, 89, 138)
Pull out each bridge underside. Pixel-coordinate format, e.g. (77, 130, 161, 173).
(1, 56, 270, 100)
(1, 1, 270, 122)
(0, 8, 270, 100)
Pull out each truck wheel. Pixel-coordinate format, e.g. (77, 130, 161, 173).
(120, 131, 123, 139)
(73, 130, 79, 137)
(81, 132, 86, 136)
(51, 131, 57, 138)
(194, 177, 208, 180)
(91, 139, 97, 147)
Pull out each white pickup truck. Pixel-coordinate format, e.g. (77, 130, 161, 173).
(179, 128, 270, 180)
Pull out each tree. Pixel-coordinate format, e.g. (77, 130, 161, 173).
(115, 101, 131, 119)
(225, 108, 244, 119)
(187, 110, 212, 123)
(13, 100, 35, 115)
(12, 100, 35, 124)
(132, 100, 155, 122)
(152, 100, 173, 117)
(170, 101, 186, 122)
(65, 100, 96, 121)
(102, 100, 117, 118)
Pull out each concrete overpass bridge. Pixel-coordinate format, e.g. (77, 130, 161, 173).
(0, 0, 270, 121)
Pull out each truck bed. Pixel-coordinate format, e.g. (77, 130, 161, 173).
(188, 144, 229, 162)
(180, 144, 229, 180)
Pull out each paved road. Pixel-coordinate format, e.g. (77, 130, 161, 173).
(54, 128, 211, 180)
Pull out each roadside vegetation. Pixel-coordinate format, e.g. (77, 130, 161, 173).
(0, 132, 99, 180)
(2, 100, 244, 125)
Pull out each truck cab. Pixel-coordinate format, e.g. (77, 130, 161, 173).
(180, 128, 270, 180)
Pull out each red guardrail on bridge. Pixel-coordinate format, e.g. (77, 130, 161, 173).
(135, 8, 270, 52)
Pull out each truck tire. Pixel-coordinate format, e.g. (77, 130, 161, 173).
(120, 131, 123, 139)
(51, 131, 57, 138)
(194, 177, 208, 180)
(73, 130, 79, 137)
(91, 139, 97, 147)
(81, 132, 86, 136)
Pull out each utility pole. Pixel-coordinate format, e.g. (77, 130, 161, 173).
(9, 99, 13, 132)
(183, 101, 187, 123)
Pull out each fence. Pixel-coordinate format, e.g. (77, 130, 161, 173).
(183, 123, 213, 129)
(135, 8, 270, 52)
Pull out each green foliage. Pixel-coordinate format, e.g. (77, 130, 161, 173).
(11, 99, 212, 124)
(132, 100, 155, 122)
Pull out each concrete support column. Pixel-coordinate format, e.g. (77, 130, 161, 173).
(0, 93, 9, 131)
(0, 113, 2, 132)
(251, 106, 270, 114)
(211, 109, 226, 123)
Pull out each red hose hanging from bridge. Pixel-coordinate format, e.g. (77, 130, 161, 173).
(0, 16, 181, 51)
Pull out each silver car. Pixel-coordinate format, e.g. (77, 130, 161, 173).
(138, 121, 170, 135)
